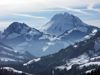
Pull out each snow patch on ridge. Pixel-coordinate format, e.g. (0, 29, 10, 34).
(0, 67, 33, 75)
(3, 67, 23, 73)
(56, 53, 89, 70)
(23, 58, 41, 66)
(0, 57, 16, 62)
(43, 42, 55, 51)
(79, 62, 100, 68)
(7, 33, 20, 39)
(43, 46, 49, 52)
(84, 29, 98, 40)
(86, 69, 95, 73)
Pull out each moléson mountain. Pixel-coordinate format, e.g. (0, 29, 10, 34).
(0, 12, 99, 57)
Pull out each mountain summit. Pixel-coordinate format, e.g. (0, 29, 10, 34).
(1, 22, 41, 39)
(42, 12, 89, 35)
(3, 22, 29, 36)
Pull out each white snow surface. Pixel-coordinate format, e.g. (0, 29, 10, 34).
(42, 12, 88, 35)
(92, 29, 97, 33)
(39, 34, 58, 41)
(23, 58, 41, 66)
(56, 45, 100, 71)
(7, 33, 20, 39)
(24, 29, 40, 41)
(73, 45, 78, 48)
(84, 29, 98, 40)
(56, 50, 100, 71)
(1, 67, 33, 75)
(43, 46, 49, 52)
(43, 42, 55, 52)
(0, 57, 16, 62)
(68, 53, 89, 64)
(86, 69, 95, 73)
(3, 67, 23, 73)
(56, 53, 89, 70)
(90, 56, 100, 61)
(79, 62, 100, 68)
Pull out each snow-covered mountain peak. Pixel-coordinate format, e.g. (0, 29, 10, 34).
(51, 12, 85, 27)
(51, 12, 70, 21)
(10, 22, 28, 28)
(42, 12, 88, 35)
(3, 22, 29, 35)
(0, 22, 42, 41)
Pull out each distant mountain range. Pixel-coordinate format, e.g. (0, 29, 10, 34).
(0, 42, 35, 65)
(0, 12, 100, 57)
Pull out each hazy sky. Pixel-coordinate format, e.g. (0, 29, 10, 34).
(0, 0, 100, 30)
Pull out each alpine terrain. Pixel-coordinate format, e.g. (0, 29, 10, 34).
(2, 30, 100, 75)
(0, 12, 99, 57)
(0, 42, 35, 65)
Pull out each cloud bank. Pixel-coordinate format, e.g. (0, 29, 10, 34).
(0, 0, 100, 14)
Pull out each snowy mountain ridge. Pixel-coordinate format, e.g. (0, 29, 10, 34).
(0, 42, 35, 65)
(1, 22, 41, 39)
(42, 12, 89, 35)
(0, 67, 33, 75)
(0, 12, 100, 57)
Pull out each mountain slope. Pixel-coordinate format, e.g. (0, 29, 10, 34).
(42, 12, 88, 35)
(42, 12, 98, 36)
(0, 42, 35, 65)
(1, 22, 42, 39)
(0, 67, 33, 75)
(21, 31, 100, 74)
